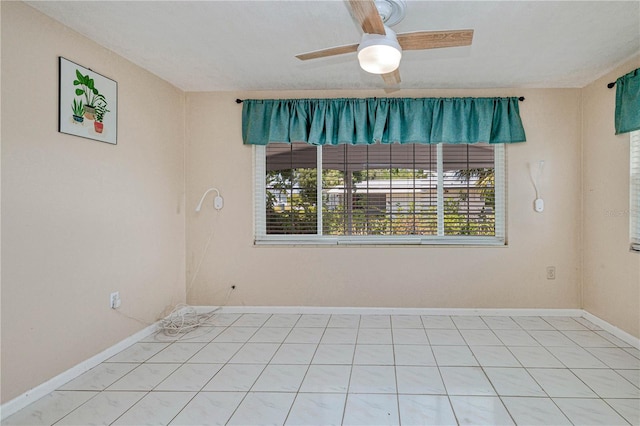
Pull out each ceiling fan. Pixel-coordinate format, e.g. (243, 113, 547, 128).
(295, 0, 474, 86)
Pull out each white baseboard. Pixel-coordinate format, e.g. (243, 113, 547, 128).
(197, 305, 584, 317)
(0, 321, 160, 420)
(582, 311, 640, 349)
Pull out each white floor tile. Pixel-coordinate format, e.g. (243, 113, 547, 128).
(432, 345, 478, 366)
(249, 327, 292, 343)
(439, 367, 495, 396)
(546, 345, 609, 368)
(451, 316, 489, 330)
(512, 316, 555, 330)
(284, 327, 324, 344)
(212, 326, 259, 342)
(554, 397, 629, 425)
(146, 342, 207, 363)
(359, 315, 391, 328)
(526, 368, 597, 397)
(616, 368, 640, 387)
(357, 328, 392, 344)
(348, 365, 397, 393)
(208, 313, 242, 326)
(353, 344, 394, 365)
(321, 328, 359, 344)
(571, 368, 640, 398)
(168, 391, 245, 425)
(327, 314, 360, 328)
(285, 393, 346, 426)
(562, 330, 617, 347)
(263, 314, 301, 328)
(178, 326, 225, 342)
(59, 363, 138, 391)
(202, 363, 265, 391)
(449, 396, 514, 425)
(252, 364, 308, 392)
(606, 398, 640, 425)
(395, 366, 446, 394)
(543, 316, 588, 331)
(587, 347, 640, 369)
(481, 316, 521, 330)
(56, 391, 145, 425)
(111, 391, 195, 426)
(232, 313, 271, 327)
(398, 395, 457, 426)
(300, 365, 352, 393)
(421, 315, 456, 329)
(508, 346, 564, 368)
(460, 329, 503, 346)
(2, 391, 97, 426)
(186, 342, 242, 363)
(574, 317, 603, 330)
(484, 367, 545, 396)
(271, 343, 318, 364)
(155, 363, 222, 391)
(426, 329, 466, 345)
(501, 397, 571, 425)
(597, 331, 634, 348)
(528, 330, 577, 346)
(342, 393, 399, 426)
(493, 329, 540, 346)
(107, 363, 180, 391)
(470, 346, 521, 367)
(227, 392, 296, 426)
(106, 343, 169, 363)
(313, 344, 355, 365)
(228, 342, 280, 363)
(392, 328, 428, 344)
(295, 314, 330, 328)
(393, 344, 436, 366)
(391, 315, 423, 328)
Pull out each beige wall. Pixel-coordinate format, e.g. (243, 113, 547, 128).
(582, 57, 640, 338)
(185, 89, 583, 311)
(1, 2, 186, 403)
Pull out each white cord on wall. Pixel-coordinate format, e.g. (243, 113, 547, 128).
(530, 160, 545, 212)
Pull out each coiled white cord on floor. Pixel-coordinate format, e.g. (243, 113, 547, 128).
(159, 304, 221, 336)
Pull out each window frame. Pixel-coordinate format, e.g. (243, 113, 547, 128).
(254, 143, 507, 246)
(630, 130, 640, 252)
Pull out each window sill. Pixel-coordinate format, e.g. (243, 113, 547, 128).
(255, 236, 506, 247)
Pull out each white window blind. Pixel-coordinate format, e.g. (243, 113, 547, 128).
(631, 130, 640, 252)
(255, 143, 506, 246)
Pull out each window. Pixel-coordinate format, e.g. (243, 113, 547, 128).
(255, 142, 505, 245)
(631, 130, 640, 252)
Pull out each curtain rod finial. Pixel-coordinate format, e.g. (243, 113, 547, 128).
(607, 82, 616, 89)
(518, 97, 525, 101)
(236, 98, 243, 104)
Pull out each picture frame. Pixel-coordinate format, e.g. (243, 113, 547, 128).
(58, 57, 117, 145)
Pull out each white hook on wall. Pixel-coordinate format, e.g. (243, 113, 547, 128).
(195, 187, 224, 212)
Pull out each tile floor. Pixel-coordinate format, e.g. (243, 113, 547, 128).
(3, 313, 639, 425)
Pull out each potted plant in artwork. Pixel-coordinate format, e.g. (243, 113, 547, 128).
(93, 99, 109, 134)
(71, 98, 84, 123)
(73, 69, 101, 120)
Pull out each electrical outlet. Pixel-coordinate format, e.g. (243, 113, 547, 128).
(546, 266, 556, 280)
(110, 291, 121, 309)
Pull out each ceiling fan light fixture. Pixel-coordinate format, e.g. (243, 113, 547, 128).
(357, 29, 402, 74)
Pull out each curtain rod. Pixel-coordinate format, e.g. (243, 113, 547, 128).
(607, 82, 616, 89)
(236, 96, 526, 103)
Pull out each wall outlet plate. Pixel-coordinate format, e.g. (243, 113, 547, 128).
(214, 195, 224, 210)
(534, 198, 544, 213)
(110, 292, 121, 309)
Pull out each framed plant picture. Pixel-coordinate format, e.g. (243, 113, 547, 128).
(58, 57, 117, 144)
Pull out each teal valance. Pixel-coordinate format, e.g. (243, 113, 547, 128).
(615, 67, 640, 134)
(242, 97, 526, 146)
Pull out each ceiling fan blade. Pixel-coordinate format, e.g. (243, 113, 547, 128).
(347, 0, 386, 35)
(295, 43, 359, 61)
(381, 69, 401, 85)
(397, 29, 474, 50)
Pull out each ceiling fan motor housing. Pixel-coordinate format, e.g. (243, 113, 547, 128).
(375, 0, 406, 26)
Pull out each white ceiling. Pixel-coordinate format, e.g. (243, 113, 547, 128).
(26, 0, 640, 91)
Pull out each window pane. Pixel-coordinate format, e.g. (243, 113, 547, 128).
(265, 143, 317, 234)
(442, 144, 496, 236)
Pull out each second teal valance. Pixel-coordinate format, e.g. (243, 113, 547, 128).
(615, 68, 640, 134)
(242, 97, 526, 146)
